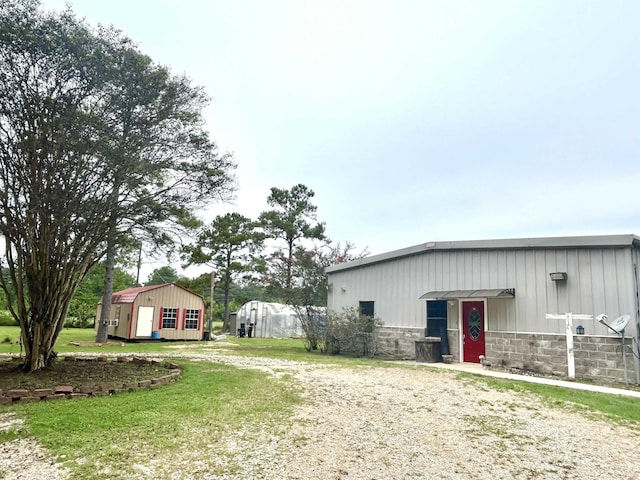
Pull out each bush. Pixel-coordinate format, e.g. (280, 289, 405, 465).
(0, 310, 18, 326)
(65, 316, 95, 328)
(321, 307, 383, 357)
(294, 306, 326, 352)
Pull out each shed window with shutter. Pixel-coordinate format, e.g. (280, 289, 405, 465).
(162, 307, 178, 329)
(184, 309, 199, 330)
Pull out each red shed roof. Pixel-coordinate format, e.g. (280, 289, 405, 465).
(98, 283, 203, 305)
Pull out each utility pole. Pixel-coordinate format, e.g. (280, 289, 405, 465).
(135, 242, 143, 286)
(208, 270, 215, 333)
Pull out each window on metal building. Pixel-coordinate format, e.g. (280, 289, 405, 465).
(359, 301, 374, 317)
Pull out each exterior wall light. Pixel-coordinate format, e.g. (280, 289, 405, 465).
(576, 325, 585, 335)
(549, 272, 567, 281)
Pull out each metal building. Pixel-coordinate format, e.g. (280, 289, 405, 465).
(326, 234, 640, 385)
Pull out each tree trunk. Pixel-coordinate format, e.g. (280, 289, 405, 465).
(222, 269, 231, 333)
(223, 288, 230, 333)
(26, 321, 52, 371)
(286, 239, 294, 289)
(96, 230, 116, 343)
(20, 297, 71, 372)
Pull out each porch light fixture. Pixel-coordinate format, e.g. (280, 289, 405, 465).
(549, 272, 567, 281)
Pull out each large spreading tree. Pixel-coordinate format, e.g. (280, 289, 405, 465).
(92, 35, 235, 343)
(0, 0, 234, 370)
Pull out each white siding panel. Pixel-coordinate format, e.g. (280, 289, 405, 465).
(615, 248, 634, 315)
(456, 251, 465, 289)
(481, 250, 490, 286)
(590, 249, 606, 314)
(496, 250, 507, 289)
(471, 251, 481, 287)
(602, 249, 620, 316)
(578, 249, 593, 314)
(544, 250, 559, 316)
(632, 248, 640, 340)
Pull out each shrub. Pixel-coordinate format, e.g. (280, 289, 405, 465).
(0, 310, 18, 326)
(65, 316, 95, 328)
(321, 307, 383, 357)
(295, 306, 326, 352)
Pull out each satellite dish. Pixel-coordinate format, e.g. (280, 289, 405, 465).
(604, 314, 631, 334)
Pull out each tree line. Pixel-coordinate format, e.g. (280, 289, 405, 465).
(0, 1, 365, 371)
(68, 183, 367, 335)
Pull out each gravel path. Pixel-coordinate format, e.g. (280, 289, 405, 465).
(2, 352, 640, 479)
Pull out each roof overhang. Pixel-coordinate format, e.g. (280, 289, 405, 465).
(419, 288, 515, 300)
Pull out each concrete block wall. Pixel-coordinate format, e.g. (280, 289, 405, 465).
(375, 327, 460, 361)
(485, 332, 568, 376)
(485, 332, 636, 385)
(376, 326, 425, 358)
(574, 335, 635, 384)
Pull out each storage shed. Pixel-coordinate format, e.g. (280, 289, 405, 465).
(95, 283, 206, 341)
(326, 234, 640, 385)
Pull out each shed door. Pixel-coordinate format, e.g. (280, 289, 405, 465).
(462, 301, 485, 363)
(136, 306, 154, 337)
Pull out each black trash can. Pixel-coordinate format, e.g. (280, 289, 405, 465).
(203, 331, 210, 341)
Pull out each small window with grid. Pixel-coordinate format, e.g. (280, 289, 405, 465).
(184, 309, 199, 330)
(162, 308, 177, 329)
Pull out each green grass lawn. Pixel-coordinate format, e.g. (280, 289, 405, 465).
(0, 326, 384, 366)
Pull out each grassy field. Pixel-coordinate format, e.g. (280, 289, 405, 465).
(1, 326, 640, 478)
(0, 326, 382, 366)
(460, 373, 640, 425)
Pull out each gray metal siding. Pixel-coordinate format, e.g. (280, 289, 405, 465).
(327, 246, 637, 336)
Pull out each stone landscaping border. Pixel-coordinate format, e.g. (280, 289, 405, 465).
(0, 356, 182, 405)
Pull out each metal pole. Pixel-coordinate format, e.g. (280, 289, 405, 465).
(633, 264, 640, 384)
(566, 312, 575, 380)
(622, 330, 628, 385)
(209, 271, 215, 333)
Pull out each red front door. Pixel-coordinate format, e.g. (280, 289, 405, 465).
(462, 301, 485, 363)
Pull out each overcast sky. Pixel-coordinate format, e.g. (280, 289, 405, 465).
(40, 0, 640, 277)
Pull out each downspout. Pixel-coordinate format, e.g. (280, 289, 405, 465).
(633, 263, 640, 384)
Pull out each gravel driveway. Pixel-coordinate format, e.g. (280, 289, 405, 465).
(2, 353, 640, 479)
